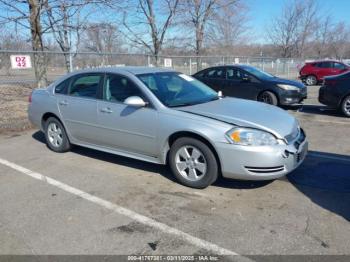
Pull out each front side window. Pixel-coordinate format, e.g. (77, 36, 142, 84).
(69, 74, 101, 98)
(104, 74, 143, 102)
(333, 62, 346, 70)
(227, 68, 249, 80)
(137, 72, 218, 107)
(240, 66, 274, 80)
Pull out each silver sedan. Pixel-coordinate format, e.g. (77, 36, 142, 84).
(28, 67, 308, 188)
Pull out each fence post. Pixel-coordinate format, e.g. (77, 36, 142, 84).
(262, 58, 265, 71)
(189, 57, 192, 75)
(147, 55, 151, 67)
(69, 51, 73, 72)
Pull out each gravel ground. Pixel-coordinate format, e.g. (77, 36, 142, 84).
(0, 84, 33, 132)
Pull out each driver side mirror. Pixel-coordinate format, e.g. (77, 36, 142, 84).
(124, 96, 147, 107)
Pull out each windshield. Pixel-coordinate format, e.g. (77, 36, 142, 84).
(241, 66, 274, 80)
(137, 72, 219, 107)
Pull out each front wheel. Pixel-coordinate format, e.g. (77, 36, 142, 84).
(340, 95, 350, 117)
(169, 137, 218, 189)
(258, 91, 278, 106)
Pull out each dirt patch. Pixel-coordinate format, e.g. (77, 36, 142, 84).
(0, 84, 34, 132)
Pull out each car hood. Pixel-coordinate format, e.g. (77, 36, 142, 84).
(270, 77, 305, 88)
(177, 97, 298, 139)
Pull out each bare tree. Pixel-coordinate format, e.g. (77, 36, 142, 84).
(313, 15, 332, 58)
(295, 0, 317, 58)
(328, 22, 350, 59)
(179, 0, 238, 70)
(121, 0, 179, 65)
(44, 1, 84, 71)
(267, 0, 303, 58)
(208, 1, 249, 54)
(84, 23, 120, 53)
(0, 0, 48, 87)
(83, 22, 125, 65)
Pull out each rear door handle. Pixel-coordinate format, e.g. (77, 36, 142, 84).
(100, 107, 113, 113)
(59, 100, 68, 106)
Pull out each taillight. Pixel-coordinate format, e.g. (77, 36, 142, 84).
(29, 91, 33, 103)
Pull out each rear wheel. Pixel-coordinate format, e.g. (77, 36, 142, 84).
(258, 91, 278, 106)
(305, 75, 317, 86)
(340, 95, 350, 117)
(44, 117, 71, 152)
(169, 137, 218, 189)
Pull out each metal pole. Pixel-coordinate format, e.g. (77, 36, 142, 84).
(189, 58, 192, 75)
(69, 51, 73, 72)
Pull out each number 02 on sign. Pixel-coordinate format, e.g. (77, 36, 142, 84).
(10, 55, 32, 69)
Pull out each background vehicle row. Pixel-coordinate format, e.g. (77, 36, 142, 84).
(193, 65, 307, 106)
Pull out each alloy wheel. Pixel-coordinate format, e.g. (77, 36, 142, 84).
(47, 122, 63, 147)
(175, 145, 207, 182)
(306, 76, 316, 86)
(343, 97, 350, 115)
(259, 93, 273, 104)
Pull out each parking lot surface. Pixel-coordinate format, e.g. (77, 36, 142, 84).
(0, 85, 349, 257)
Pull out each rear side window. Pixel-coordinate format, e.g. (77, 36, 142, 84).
(205, 68, 225, 79)
(315, 62, 332, 68)
(55, 79, 70, 94)
(69, 74, 102, 98)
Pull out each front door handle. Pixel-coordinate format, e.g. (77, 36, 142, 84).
(100, 107, 113, 113)
(59, 100, 68, 106)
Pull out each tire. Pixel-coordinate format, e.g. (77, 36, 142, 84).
(44, 117, 71, 152)
(305, 75, 317, 86)
(258, 91, 278, 106)
(340, 95, 350, 117)
(169, 137, 218, 189)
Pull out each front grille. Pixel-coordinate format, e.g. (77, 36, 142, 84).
(245, 166, 285, 173)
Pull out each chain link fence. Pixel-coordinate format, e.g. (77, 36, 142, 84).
(0, 50, 305, 131)
(0, 50, 305, 85)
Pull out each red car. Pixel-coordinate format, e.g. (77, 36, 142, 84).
(299, 60, 350, 85)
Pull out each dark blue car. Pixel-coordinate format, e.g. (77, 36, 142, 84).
(193, 65, 307, 106)
(319, 71, 350, 117)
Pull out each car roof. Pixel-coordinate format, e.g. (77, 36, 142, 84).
(307, 60, 344, 64)
(196, 64, 255, 72)
(70, 66, 176, 75)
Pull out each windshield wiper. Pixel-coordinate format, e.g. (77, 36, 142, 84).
(168, 102, 196, 108)
(169, 97, 219, 108)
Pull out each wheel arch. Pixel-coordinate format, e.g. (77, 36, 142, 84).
(41, 112, 64, 130)
(257, 89, 280, 104)
(164, 131, 222, 174)
(306, 74, 319, 82)
(339, 92, 350, 108)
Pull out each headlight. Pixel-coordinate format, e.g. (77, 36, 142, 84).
(226, 128, 279, 146)
(277, 84, 300, 91)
